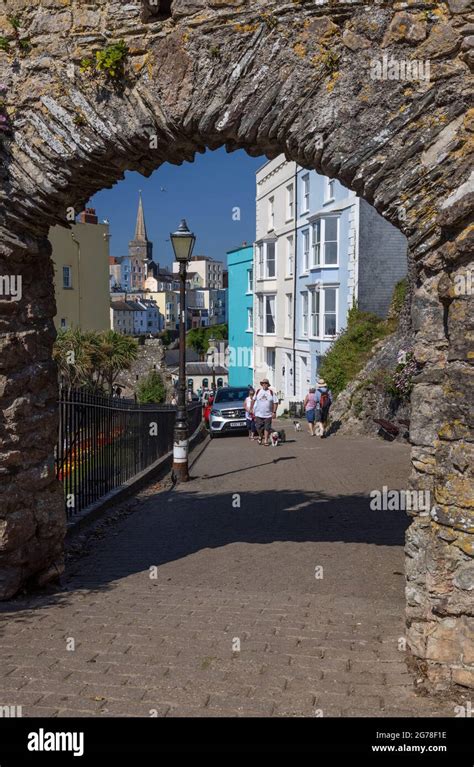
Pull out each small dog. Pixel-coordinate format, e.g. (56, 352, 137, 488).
(293, 420, 302, 432)
(270, 429, 286, 446)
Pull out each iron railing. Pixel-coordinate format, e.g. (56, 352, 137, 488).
(56, 388, 202, 517)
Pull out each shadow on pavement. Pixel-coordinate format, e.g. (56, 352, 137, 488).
(0, 484, 410, 612)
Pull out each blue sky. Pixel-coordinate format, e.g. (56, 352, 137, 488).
(88, 147, 264, 269)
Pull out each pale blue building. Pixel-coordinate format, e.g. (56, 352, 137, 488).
(294, 169, 407, 395)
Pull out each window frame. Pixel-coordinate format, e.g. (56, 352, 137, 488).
(324, 177, 336, 204)
(302, 229, 310, 273)
(246, 306, 253, 332)
(323, 285, 338, 338)
(62, 265, 73, 289)
(310, 288, 320, 338)
(286, 235, 294, 277)
(264, 294, 276, 335)
(265, 241, 276, 279)
(308, 284, 339, 340)
(301, 291, 309, 337)
(309, 215, 339, 268)
(268, 196, 275, 232)
(285, 293, 293, 338)
(247, 268, 253, 294)
(256, 241, 277, 281)
(286, 183, 294, 221)
(301, 173, 310, 213)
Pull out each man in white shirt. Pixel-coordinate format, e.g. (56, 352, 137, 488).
(250, 378, 279, 446)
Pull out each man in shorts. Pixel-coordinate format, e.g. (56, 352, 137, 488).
(250, 378, 279, 446)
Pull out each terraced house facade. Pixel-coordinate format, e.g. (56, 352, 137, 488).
(253, 157, 408, 410)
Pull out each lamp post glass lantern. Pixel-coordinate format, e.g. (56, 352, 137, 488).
(171, 219, 195, 482)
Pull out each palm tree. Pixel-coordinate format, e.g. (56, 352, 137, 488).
(92, 330, 138, 394)
(53, 328, 96, 388)
(53, 329, 138, 393)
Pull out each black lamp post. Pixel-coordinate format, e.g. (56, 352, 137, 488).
(170, 219, 196, 482)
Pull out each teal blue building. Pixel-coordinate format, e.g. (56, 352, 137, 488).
(227, 244, 254, 387)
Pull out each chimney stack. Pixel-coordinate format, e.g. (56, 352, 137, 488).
(79, 207, 98, 225)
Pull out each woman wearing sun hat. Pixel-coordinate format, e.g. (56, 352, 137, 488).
(315, 377, 333, 438)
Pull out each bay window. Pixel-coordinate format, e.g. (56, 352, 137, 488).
(257, 243, 264, 279)
(312, 220, 321, 266)
(302, 229, 310, 272)
(310, 289, 320, 337)
(256, 241, 277, 279)
(302, 291, 308, 337)
(324, 217, 338, 265)
(324, 287, 337, 336)
(309, 216, 338, 267)
(307, 285, 338, 338)
(266, 242, 276, 278)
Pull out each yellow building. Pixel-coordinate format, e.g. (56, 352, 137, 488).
(49, 208, 111, 332)
(145, 290, 179, 330)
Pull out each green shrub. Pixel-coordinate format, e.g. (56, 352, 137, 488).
(391, 278, 407, 313)
(318, 307, 391, 397)
(0, 38, 10, 52)
(95, 40, 129, 79)
(187, 324, 228, 357)
(137, 370, 166, 404)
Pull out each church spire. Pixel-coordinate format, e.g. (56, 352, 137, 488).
(134, 190, 148, 241)
(128, 190, 153, 263)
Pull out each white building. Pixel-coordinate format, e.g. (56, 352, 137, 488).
(173, 255, 224, 289)
(110, 300, 134, 335)
(253, 157, 297, 403)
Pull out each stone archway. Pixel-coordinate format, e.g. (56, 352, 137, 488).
(0, 0, 472, 691)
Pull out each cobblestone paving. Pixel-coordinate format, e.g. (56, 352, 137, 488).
(0, 429, 459, 717)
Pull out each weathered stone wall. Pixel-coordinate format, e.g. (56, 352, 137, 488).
(0, 0, 472, 689)
(116, 338, 174, 400)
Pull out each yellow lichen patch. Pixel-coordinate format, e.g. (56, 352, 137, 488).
(234, 23, 259, 34)
(326, 71, 340, 93)
(431, 5, 449, 22)
(293, 42, 307, 58)
(438, 421, 470, 440)
(182, 31, 190, 45)
(453, 535, 474, 556)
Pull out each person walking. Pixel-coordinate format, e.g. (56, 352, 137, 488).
(251, 378, 278, 446)
(244, 386, 257, 440)
(303, 386, 317, 436)
(315, 377, 333, 438)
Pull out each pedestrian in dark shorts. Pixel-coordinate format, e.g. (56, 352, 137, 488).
(303, 386, 317, 436)
(250, 378, 278, 446)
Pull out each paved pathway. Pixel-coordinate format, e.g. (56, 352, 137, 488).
(0, 426, 459, 717)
